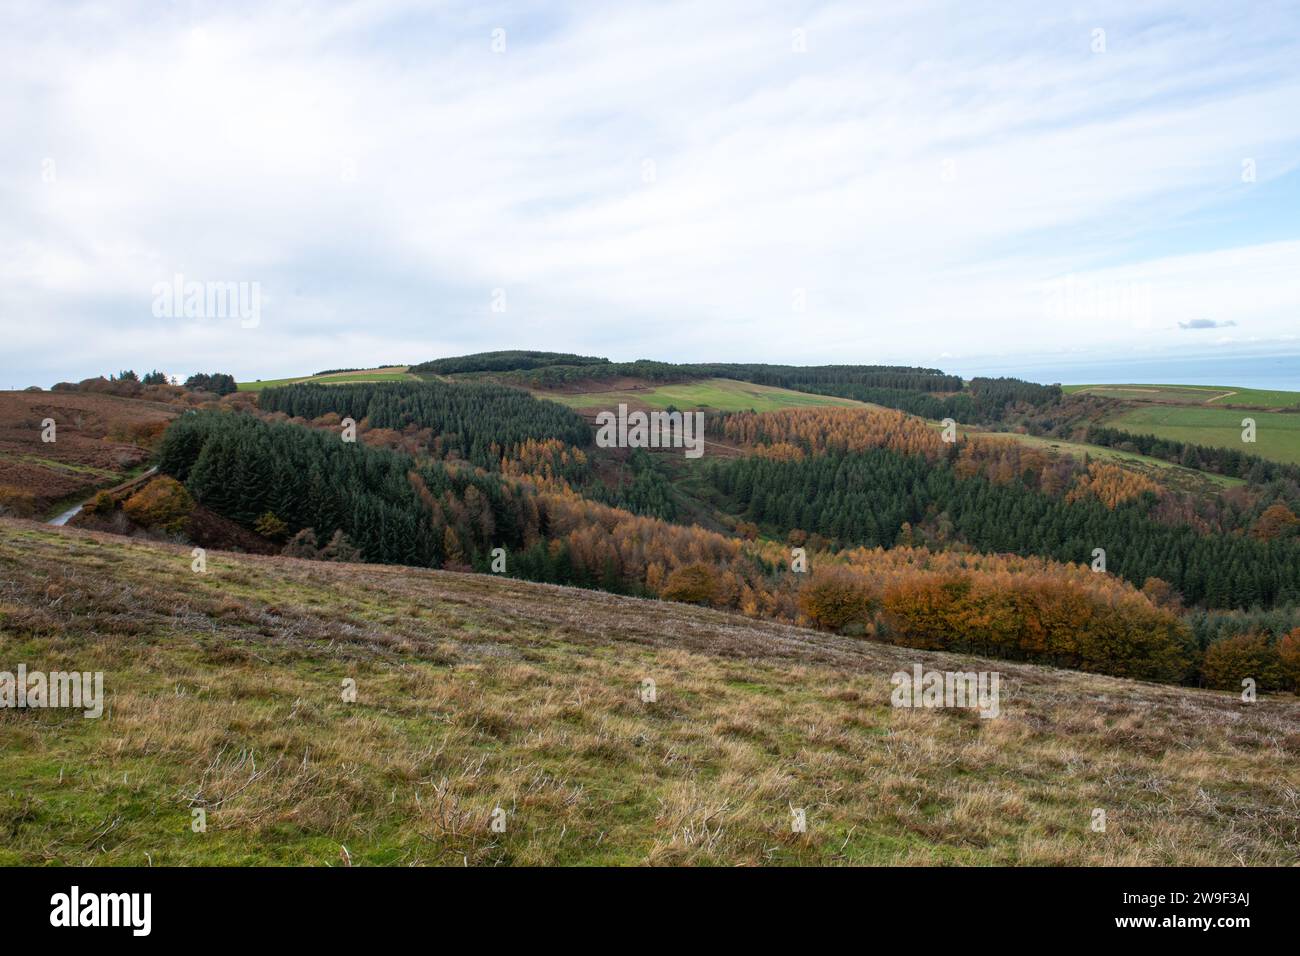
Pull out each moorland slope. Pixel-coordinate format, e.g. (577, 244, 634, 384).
(1, 520, 1296, 865)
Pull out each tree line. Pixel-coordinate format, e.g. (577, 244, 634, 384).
(410, 350, 611, 375)
(793, 377, 1062, 423)
(707, 446, 1300, 610)
(184, 372, 238, 395)
(257, 380, 591, 467)
(1086, 425, 1300, 484)
(492, 360, 965, 391)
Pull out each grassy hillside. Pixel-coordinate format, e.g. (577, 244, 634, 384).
(541, 377, 866, 413)
(1102, 404, 1300, 466)
(1, 520, 1296, 866)
(237, 367, 417, 392)
(1065, 383, 1300, 409)
(1060, 383, 1300, 465)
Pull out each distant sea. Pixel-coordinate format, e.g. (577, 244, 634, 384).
(946, 351, 1300, 391)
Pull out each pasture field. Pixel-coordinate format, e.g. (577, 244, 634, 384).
(1103, 405, 1300, 466)
(541, 377, 865, 413)
(237, 367, 417, 392)
(1065, 383, 1300, 409)
(2, 520, 1297, 866)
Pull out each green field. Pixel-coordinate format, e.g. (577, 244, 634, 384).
(541, 378, 865, 413)
(1103, 405, 1300, 466)
(1065, 383, 1300, 409)
(238, 367, 417, 392)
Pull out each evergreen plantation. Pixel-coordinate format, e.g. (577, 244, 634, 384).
(791, 377, 1062, 423)
(258, 379, 591, 466)
(157, 412, 536, 568)
(410, 350, 611, 375)
(488, 359, 966, 392)
(415, 350, 965, 390)
(708, 449, 1300, 609)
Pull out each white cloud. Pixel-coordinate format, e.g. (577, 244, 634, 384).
(1, 0, 1299, 385)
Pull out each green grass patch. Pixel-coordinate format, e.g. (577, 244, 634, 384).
(1103, 405, 1300, 466)
(542, 378, 865, 412)
(1064, 383, 1300, 409)
(238, 368, 416, 392)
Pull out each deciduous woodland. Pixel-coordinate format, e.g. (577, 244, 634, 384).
(128, 359, 1300, 693)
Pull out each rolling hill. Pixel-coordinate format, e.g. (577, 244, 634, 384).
(1103, 404, 1300, 467)
(1063, 383, 1300, 466)
(1065, 383, 1300, 409)
(1, 519, 1296, 865)
(538, 377, 868, 413)
(237, 367, 418, 392)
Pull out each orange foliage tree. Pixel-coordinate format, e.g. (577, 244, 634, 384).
(1252, 503, 1298, 540)
(1201, 634, 1283, 692)
(123, 476, 193, 534)
(1066, 462, 1162, 509)
(798, 568, 875, 631)
(660, 563, 720, 606)
(1278, 629, 1300, 692)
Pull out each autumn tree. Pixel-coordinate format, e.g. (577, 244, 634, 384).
(1277, 629, 1300, 692)
(0, 485, 37, 518)
(1141, 577, 1182, 612)
(798, 569, 875, 631)
(254, 511, 289, 542)
(660, 563, 719, 606)
(1201, 634, 1283, 692)
(1252, 503, 1298, 540)
(123, 476, 194, 534)
(85, 491, 116, 516)
(443, 527, 466, 567)
(1067, 462, 1161, 508)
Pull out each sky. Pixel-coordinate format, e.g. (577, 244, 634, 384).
(2, 0, 1299, 387)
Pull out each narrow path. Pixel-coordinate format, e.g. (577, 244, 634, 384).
(49, 504, 83, 527)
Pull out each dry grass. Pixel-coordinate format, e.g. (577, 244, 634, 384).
(0, 390, 176, 516)
(0, 518, 1296, 866)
